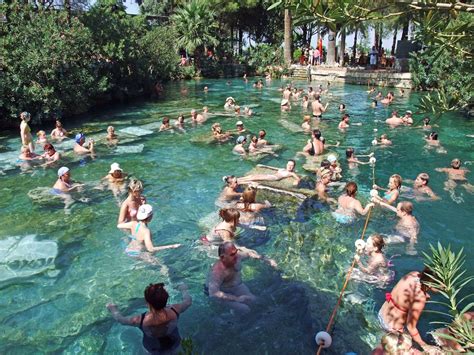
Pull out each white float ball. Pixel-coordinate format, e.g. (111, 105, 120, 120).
(369, 157, 377, 164)
(355, 239, 366, 250)
(373, 128, 378, 132)
(315, 331, 332, 348)
(371, 139, 378, 146)
(370, 189, 379, 197)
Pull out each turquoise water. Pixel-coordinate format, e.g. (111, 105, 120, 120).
(0, 79, 473, 354)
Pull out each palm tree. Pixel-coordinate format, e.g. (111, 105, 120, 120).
(171, 0, 219, 65)
(284, 8, 292, 64)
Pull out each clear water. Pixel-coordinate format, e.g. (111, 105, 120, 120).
(0, 79, 473, 354)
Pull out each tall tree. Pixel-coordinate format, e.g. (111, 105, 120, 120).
(284, 8, 292, 64)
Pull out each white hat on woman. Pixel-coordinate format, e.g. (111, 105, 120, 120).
(109, 162, 122, 174)
(137, 204, 153, 221)
(57, 167, 69, 177)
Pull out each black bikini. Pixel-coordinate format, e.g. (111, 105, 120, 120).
(139, 307, 181, 354)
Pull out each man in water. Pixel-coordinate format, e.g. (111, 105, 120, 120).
(413, 173, 439, 200)
(52, 167, 83, 193)
(282, 86, 292, 101)
(190, 109, 205, 123)
(436, 158, 473, 192)
(206, 242, 274, 313)
(311, 94, 328, 119)
(73, 133, 95, 155)
(401, 110, 414, 125)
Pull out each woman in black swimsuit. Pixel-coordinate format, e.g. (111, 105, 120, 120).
(107, 283, 192, 354)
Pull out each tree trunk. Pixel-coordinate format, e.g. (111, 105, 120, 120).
(391, 24, 398, 55)
(284, 8, 292, 65)
(352, 28, 358, 64)
(327, 29, 336, 65)
(230, 25, 234, 55)
(374, 25, 380, 50)
(302, 24, 307, 46)
(401, 20, 409, 41)
(238, 28, 243, 56)
(64, 0, 71, 23)
(339, 28, 346, 66)
(307, 24, 313, 46)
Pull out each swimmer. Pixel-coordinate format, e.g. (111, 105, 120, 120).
(117, 204, 181, 255)
(234, 106, 241, 116)
(234, 186, 271, 215)
(301, 115, 312, 132)
(40, 143, 61, 166)
(315, 169, 337, 204)
(159, 117, 171, 132)
(73, 133, 95, 155)
(52, 166, 83, 193)
(378, 268, 439, 351)
(244, 107, 253, 116)
(256, 130, 267, 147)
(204, 85, 209, 92)
(436, 158, 473, 192)
(307, 87, 316, 101)
(354, 234, 389, 277)
(106, 125, 118, 142)
(311, 94, 328, 119)
(327, 154, 342, 182)
(401, 110, 414, 125)
(416, 116, 437, 130)
(118, 178, 145, 223)
(229, 121, 246, 135)
(381, 91, 394, 105)
(411, 173, 439, 200)
(20, 111, 35, 152)
(237, 160, 301, 186)
(224, 97, 236, 110)
(346, 148, 371, 168)
(373, 174, 402, 205)
(302, 95, 309, 109)
(18, 146, 41, 161)
(190, 109, 205, 124)
(202, 208, 240, 244)
(36, 130, 48, 145)
(282, 86, 292, 100)
(233, 136, 247, 156)
(50, 120, 68, 140)
(385, 110, 404, 127)
(211, 123, 231, 142)
(175, 114, 185, 130)
(248, 136, 260, 154)
(333, 182, 375, 223)
(378, 134, 392, 145)
(372, 332, 424, 355)
(302, 129, 324, 156)
(371, 99, 378, 108)
(375, 200, 419, 244)
(338, 114, 350, 129)
(101, 163, 127, 199)
(375, 91, 383, 100)
(280, 99, 290, 111)
(107, 283, 192, 355)
(205, 242, 275, 313)
(425, 131, 441, 146)
(339, 103, 346, 112)
(220, 175, 242, 203)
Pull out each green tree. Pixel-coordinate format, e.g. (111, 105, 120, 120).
(171, 0, 219, 61)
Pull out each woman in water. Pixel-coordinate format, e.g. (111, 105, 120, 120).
(202, 208, 240, 244)
(219, 175, 242, 204)
(233, 136, 247, 155)
(237, 160, 301, 186)
(102, 162, 127, 199)
(175, 114, 185, 130)
(41, 143, 61, 166)
(346, 148, 372, 169)
(373, 174, 402, 205)
(354, 234, 392, 283)
(51, 120, 68, 140)
(107, 282, 192, 354)
(20, 111, 34, 152)
(117, 204, 180, 257)
(378, 268, 440, 352)
(234, 186, 271, 227)
(301, 115, 312, 132)
(36, 130, 48, 145)
(118, 179, 145, 223)
(159, 117, 171, 132)
(211, 123, 231, 142)
(378, 134, 392, 145)
(302, 129, 324, 156)
(333, 182, 375, 223)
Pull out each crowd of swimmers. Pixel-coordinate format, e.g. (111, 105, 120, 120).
(14, 75, 473, 354)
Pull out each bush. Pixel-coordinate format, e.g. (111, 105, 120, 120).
(244, 44, 284, 75)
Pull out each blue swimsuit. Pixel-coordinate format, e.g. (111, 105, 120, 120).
(125, 223, 142, 257)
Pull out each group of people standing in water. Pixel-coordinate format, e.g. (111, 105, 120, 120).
(15, 76, 472, 354)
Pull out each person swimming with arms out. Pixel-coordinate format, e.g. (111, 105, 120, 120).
(118, 178, 146, 223)
(332, 182, 375, 223)
(372, 174, 402, 205)
(233, 136, 247, 156)
(40, 143, 61, 167)
(403, 173, 439, 200)
(236, 160, 301, 187)
(117, 204, 180, 260)
(107, 282, 192, 354)
(436, 158, 473, 194)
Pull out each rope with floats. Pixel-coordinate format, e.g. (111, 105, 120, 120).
(314, 155, 378, 354)
(314, 206, 374, 354)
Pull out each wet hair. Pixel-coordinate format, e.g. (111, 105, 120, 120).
(241, 187, 257, 211)
(380, 134, 388, 140)
(346, 148, 355, 158)
(341, 114, 350, 121)
(315, 94, 321, 101)
(339, 103, 346, 109)
(144, 283, 169, 310)
(391, 110, 398, 116)
(451, 158, 461, 169)
(312, 129, 322, 140)
(398, 201, 413, 215)
(162, 117, 170, 124)
(381, 332, 412, 354)
(418, 173, 429, 184)
(303, 115, 311, 122)
(287, 159, 296, 171)
(219, 208, 240, 225)
(372, 99, 377, 106)
(429, 131, 438, 140)
(371, 234, 385, 252)
(303, 95, 308, 100)
(345, 182, 358, 197)
(390, 174, 402, 189)
(320, 160, 330, 169)
(222, 175, 236, 186)
(128, 178, 143, 193)
(308, 87, 313, 91)
(43, 143, 55, 152)
(251, 136, 258, 144)
(56, 120, 63, 127)
(218, 241, 235, 257)
(259, 130, 266, 138)
(423, 117, 430, 124)
(37, 130, 46, 137)
(178, 114, 184, 121)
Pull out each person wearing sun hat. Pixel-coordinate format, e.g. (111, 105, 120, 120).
(52, 166, 83, 194)
(102, 163, 127, 197)
(73, 132, 95, 155)
(233, 135, 247, 155)
(280, 98, 290, 111)
(401, 110, 414, 125)
(117, 204, 181, 256)
(224, 97, 236, 110)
